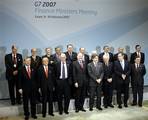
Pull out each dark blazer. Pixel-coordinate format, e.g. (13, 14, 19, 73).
(5, 53, 23, 80)
(55, 62, 72, 85)
(114, 53, 128, 61)
(18, 66, 37, 93)
(130, 52, 145, 64)
(87, 62, 104, 86)
(38, 65, 54, 92)
(42, 55, 55, 65)
(103, 62, 113, 80)
(65, 51, 77, 64)
(99, 52, 114, 63)
(52, 54, 61, 64)
(73, 61, 88, 87)
(114, 60, 131, 84)
(83, 54, 90, 65)
(131, 64, 146, 86)
(30, 56, 42, 70)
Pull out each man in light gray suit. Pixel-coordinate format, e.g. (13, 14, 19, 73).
(87, 53, 104, 111)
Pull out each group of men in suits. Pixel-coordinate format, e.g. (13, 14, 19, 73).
(5, 44, 146, 120)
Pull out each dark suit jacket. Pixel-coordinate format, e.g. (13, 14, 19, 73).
(42, 55, 55, 65)
(103, 62, 113, 80)
(114, 53, 128, 61)
(38, 65, 54, 92)
(114, 60, 131, 84)
(52, 54, 61, 64)
(30, 56, 42, 70)
(65, 52, 77, 64)
(18, 66, 37, 93)
(5, 53, 23, 80)
(73, 61, 88, 87)
(131, 64, 146, 86)
(55, 62, 72, 85)
(83, 54, 90, 65)
(87, 62, 104, 86)
(130, 52, 145, 64)
(99, 52, 114, 63)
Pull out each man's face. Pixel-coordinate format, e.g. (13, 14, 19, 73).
(104, 47, 109, 53)
(118, 48, 124, 53)
(77, 53, 83, 61)
(135, 58, 141, 64)
(46, 48, 51, 55)
(25, 58, 31, 66)
(12, 47, 17, 54)
(93, 56, 98, 63)
(60, 54, 66, 62)
(67, 46, 73, 53)
(136, 46, 141, 52)
(80, 48, 85, 54)
(118, 54, 124, 61)
(31, 49, 37, 56)
(55, 48, 61, 55)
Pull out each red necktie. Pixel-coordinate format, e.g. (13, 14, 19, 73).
(13, 55, 17, 64)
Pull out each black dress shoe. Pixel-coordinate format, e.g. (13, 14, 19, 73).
(139, 104, 142, 107)
(97, 107, 103, 111)
(81, 108, 86, 112)
(31, 115, 37, 119)
(108, 104, 114, 108)
(124, 104, 128, 108)
(118, 105, 122, 109)
(42, 114, 46, 118)
(75, 109, 79, 113)
(104, 105, 108, 108)
(59, 111, 63, 115)
(11, 102, 15, 105)
(89, 108, 93, 111)
(131, 103, 137, 106)
(25, 116, 29, 120)
(64, 111, 69, 114)
(49, 113, 54, 116)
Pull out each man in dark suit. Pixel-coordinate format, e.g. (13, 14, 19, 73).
(114, 47, 128, 61)
(131, 57, 146, 107)
(38, 57, 55, 118)
(65, 44, 77, 64)
(55, 53, 72, 115)
(65, 44, 77, 98)
(42, 47, 55, 66)
(52, 47, 62, 64)
(102, 55, 114, 108)
(79, 47, 90, 65)
(87, 54, 104, 111)
(18, 57, 37, 120)
(73, 53, 88, 113)
(130, 45, 145, 64)
(30, 48, 42, 103)
(5, 45, 23, 105)
(114, 53, 131, 108)
(99, 46, 114, 63)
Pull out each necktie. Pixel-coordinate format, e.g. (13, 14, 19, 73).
(62, 63, 65, 79)
(27, 66, 31, 79)
(121, 61, 124, 70)
(13, 55, 17, 64)
(80, 61, 83, 69)
(45, 66, 48, 78)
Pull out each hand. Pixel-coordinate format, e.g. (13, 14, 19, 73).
(38, 88, 41, 93)
(96, 79, 101, 84)
(50, 61, 54, 64)
(107, 78, 112, 83)
(75, 82, 78, 88)
(19, 89, 23, 94)
(13, 70, 18, 75)
(122, 74, 126, 80)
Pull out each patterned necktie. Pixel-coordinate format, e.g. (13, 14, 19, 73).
(62, 63, 65, 79)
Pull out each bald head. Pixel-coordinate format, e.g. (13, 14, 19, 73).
(60, 53, 66, 62)
(42, 57, 49, 66)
